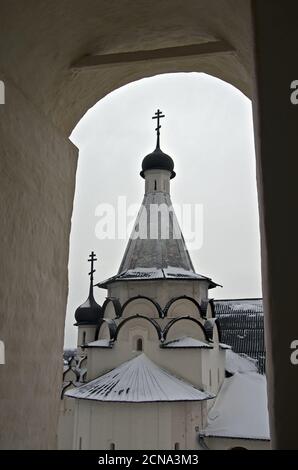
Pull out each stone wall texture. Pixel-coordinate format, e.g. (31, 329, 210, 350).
(0, 76, 77, 448)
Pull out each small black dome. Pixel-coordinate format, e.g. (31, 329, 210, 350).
(140, 147, 176, 179)
(75, 291, 103, 325)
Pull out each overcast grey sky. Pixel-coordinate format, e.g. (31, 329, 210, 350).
(64, 72, 261, 348)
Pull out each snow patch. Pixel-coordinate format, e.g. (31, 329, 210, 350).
(203, 372, 270, 440)
(226, 350, 258, 374)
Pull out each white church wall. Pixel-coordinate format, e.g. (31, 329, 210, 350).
(87, 336, 207, 391)
(73, 398, 91, 449)
(107, 279, 209, 311)
(86, 348, 121, 381)
(57, 397, 75, 449)
(144, 169, 171, 194)
(203, 436, 270, 450)
(151, 348, 205, 389)
(201, 348, 226, 400)
(72, 400, 206, 450)
(86, 319, 155, 380)
(77, 325, 97, 349)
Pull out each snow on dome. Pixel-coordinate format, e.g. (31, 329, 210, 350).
(226, 350, 258, 374)
(65, 354, 214, 403)
(202, 372, 270, 440)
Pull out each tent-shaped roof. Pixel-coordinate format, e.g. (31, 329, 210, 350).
(65, 354, 214, 403)
(96, 192, 219, 290)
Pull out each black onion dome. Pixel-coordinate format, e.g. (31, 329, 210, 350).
(140, 147, 176, 179)
(75, 290, 103, 325)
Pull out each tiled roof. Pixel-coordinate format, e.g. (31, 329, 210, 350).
(214, 299, 266, 374)
(65, 354, 214, 403)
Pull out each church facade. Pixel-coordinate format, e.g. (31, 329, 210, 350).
(58, 111, 270, 450)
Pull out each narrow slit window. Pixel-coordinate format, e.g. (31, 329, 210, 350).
(154, 180, 157, 190)
(136, 338, 143, 351)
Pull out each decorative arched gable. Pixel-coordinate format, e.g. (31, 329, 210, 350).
(102, 297, 122, 319)
(213, 318, 222, 343)
(95, 318, 117, 341)
(114, 315, 162, 341)
(163, 316, 208, 342)
(164, 296, 204, 318)
(204, 317, 222, 343)
(121, 296, 163, 318)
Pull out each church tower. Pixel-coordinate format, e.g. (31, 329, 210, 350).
(65, 111, 226, 450)
(74, 251, 103, 352)
(97, 109, 218, 309)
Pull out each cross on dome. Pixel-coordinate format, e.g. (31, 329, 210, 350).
(152, 109, 165, 149)
(88, 251, 97, 284)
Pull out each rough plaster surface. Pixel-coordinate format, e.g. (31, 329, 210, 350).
(0, 76, 77, 448)
(0, 0, 252, 133)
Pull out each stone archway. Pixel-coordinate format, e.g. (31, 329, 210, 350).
(0, 0, 298, 450)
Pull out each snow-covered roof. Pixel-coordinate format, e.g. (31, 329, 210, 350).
(65, 354, 214, 403)
(214, 298, 263, 314)
(202, 372, 270, 440)
(86, 339, 112, 348)
(161, 336, 213, 349)
(219, 343, 232, 350)
(225, 350, 258, 374)
(96, 266, 219, 289)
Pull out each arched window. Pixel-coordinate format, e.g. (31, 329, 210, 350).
(136, 337, 143, 351)
(82, 331, 86, 345)
(110, 442, 115, 450)
(174, 442, 180, 450)
(154, 180, 157, 190)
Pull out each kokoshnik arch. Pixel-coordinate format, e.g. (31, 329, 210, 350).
(0, 0, 298, 449)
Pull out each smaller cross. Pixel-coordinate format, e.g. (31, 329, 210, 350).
(152, 109, 165, 148)
(88, 251, 97, 283)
